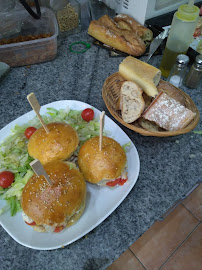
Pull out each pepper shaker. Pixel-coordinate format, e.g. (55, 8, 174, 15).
(167, 54, 189, 88)
(185, 55, 202, 89)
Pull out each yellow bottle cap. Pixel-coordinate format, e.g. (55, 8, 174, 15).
(176, 4, 199, 21)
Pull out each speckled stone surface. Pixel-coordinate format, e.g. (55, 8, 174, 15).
(0, 29, 202, 270)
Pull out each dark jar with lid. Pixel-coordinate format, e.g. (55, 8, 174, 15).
(185, 55, 202, 89)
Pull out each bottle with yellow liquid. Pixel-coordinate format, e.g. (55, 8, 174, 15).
(160, 1, 199, 78)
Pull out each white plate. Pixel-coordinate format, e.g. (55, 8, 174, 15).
(0, 100, 140, 250)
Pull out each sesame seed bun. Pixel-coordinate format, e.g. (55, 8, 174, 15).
(27, 122, 79, 164)
(21, 161, 86, 230)
(78, 136, 127, 184)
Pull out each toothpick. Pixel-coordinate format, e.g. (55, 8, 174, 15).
(30, 159, 53, 186)
(27, 92, 49, 133)
(99, 111, 105, 151)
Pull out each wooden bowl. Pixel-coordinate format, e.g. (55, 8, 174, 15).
(102, 72, 200, 137)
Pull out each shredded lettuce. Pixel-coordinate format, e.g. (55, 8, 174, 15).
(0, 106, 105, 216)
(1, 170, 34, 200)
(66, 162, 77, 170)
(7, 196, 21, 216)
(122, 142, 131, 153)
(0, 170, 34, 216)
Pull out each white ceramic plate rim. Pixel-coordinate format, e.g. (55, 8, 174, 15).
(0, 100, 140, 250)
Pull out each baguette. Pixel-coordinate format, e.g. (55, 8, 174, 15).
(119, 56, 161, 97)
(114, 14, 153, 41)
(88, 15, 146, 56)
(97, 15, 146, 52)
(120, 81, 145, 123)
(142, 91, 196, 131)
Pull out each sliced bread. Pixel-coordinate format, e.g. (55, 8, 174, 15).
(120, 81, 145, 123)
(142, 91, 196, 131)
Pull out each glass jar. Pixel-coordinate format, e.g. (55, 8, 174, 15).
(185, 55, 202, 89)
(167, 54, 189, 88)
(50, 0, 80, 39)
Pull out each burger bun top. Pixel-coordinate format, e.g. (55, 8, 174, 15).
(78, 136, 127, 184)
(28, 122, 79, 164)
(21, 161, 86, 226)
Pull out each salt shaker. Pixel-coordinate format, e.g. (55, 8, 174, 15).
(167, 54, 189, 88)
(185, 55, 202, 89)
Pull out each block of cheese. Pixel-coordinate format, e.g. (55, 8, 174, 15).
(119, 56, 161, 97)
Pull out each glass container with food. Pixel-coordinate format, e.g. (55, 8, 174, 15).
(0, 7, 58, 67)
(50, 0, 81, 39)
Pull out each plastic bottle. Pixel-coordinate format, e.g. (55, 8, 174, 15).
(185, 55, 202, 88)
(159, 1, 199, 78)
(167, 54, 189, 87)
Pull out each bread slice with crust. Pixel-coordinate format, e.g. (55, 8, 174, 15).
(142, 91, 196, 131)
(120, 81, 145, 123)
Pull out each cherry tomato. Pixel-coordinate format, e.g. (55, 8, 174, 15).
(81, 108, 94, 122)
(0, 171, 15, 188)
(24, 127, 37, 139)
(54, 226, 64, 233)
(25, 221, 36, 226)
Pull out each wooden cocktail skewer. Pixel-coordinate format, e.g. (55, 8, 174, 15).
(99, 111, 105, 151)
(30, 159, 53, 186)
(27, 92, 49, 133)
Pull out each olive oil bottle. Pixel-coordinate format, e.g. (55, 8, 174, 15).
(160, 47, 187, 78)
(159, 2, 199, 78)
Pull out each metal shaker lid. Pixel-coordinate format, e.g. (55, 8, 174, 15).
(195, 55, 202, 65)
(176, 54, 189, 65)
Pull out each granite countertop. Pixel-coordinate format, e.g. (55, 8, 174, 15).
(0, 29, 202, 270)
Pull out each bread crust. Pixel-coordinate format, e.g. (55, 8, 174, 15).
(28, 122, 79, 164)
(88, 15, 146, 56)
(21, 161, 86, 226)
(114, 14, 153, 41)
(78, 136, 127, 184)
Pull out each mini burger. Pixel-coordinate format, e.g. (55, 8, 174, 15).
(78, 136, 128, 187)
(28, 122, 79, 164)
(21, 161, 86, 232)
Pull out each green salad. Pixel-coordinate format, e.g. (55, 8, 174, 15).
(0, 107, 102, 216)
